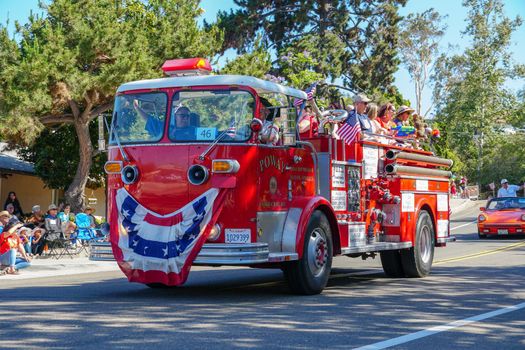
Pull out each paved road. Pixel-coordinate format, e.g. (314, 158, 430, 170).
(1, 202, 524, 349)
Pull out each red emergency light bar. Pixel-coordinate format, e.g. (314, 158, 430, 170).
(161, 58, 212, 76)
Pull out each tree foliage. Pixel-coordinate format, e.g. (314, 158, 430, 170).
(0, 0, 223, 210)
(213, 0, 407, 95)
(433, 0, 524, 186)
(399, 8, 447, 116)
(19, 121, 106, 191)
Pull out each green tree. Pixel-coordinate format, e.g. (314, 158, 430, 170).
(213, 0, 407, 94)
(19, 122, 106, 191)
(0, 0, 222, 211)
(433, 0, 523, 187)
(399, 8, 447, 116)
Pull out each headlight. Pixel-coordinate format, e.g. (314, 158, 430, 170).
(478, 214, 486, 222)
(208, 224, 221, 241)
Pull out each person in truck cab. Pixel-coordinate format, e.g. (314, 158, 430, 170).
(169, 106, 196, 140)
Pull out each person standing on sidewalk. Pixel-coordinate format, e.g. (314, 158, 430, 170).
(497, 179, 524, 197)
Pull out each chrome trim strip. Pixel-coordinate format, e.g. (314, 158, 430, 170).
(437, 236, 456, 243)
(341, 241, 412, 254)
(396, 175, 450, 182)
(332, 160, 362, 167)
(400, 191, 449, 195)
(193, 243, 270, 265)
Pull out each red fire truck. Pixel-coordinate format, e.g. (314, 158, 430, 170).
(103, 58, 454, 294)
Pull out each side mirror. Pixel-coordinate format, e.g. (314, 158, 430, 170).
(480, 207, 485, 211)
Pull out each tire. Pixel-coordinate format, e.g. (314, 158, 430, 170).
(400, 210, 435, 277)
(380, 250, 405, 277)
(478, 232, 486, 239)
(283, 211, 333, 295)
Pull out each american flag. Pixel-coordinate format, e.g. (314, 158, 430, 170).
(294, 82, 318, 107)
(336, 112, 361, 145)
(225, 119, 236, 137)
(114, 187, 226, 285)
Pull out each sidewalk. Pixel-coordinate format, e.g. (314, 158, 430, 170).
(1, 255, 120, 281)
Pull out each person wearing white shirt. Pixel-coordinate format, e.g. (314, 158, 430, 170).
(497, 179, 524, 197)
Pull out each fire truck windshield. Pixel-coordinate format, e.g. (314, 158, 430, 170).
(111, 92, 168, 144)
(168, 90, 254, 142)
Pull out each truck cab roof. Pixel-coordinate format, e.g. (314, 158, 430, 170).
(117, 74, 308, 100)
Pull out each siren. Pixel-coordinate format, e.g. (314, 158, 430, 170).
(161, 58, 212, 76)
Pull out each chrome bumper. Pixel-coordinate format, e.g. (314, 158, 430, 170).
(193, 243, 298, 265)
(437, 236, 456, 243)
(90, 242, 298, 265)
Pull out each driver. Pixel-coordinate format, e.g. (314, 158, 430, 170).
(169, 106, 196, 140)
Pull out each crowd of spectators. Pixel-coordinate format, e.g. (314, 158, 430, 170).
(297, 93, 438, 149)
(0, 192, 102, 276)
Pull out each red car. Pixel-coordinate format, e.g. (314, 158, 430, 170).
(477, 197, 525, 238)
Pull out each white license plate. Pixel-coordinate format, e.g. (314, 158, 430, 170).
(497, 229, 508, 235)
(225, 229, 251, 243)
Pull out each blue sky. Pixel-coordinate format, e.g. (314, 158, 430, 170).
(1, 0, 524, 116)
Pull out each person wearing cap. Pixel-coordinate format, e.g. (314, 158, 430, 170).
(0, 210, 11, 232)
(0, 217, 31, 275)
(393, 105, 415, 127)
(351, 93, 373, 131)
(497, 179, 524, 197)
(44, 204, 63, 242)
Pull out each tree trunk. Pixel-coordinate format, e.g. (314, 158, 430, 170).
(65, 118, 93, 212)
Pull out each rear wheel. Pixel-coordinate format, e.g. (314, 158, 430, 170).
(401, 210, 435, 277)
(380, 250, 405, 277)
(283, 211, 333, 295)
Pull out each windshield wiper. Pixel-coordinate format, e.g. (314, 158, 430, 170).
(107, 112, 129, 162)
(199, 118, 236, 161)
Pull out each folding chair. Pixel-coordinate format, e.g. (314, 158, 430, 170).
(74, 213, 99, 257)
(43, 230, 75, 259)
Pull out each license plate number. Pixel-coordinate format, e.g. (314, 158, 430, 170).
(497, 229, 508, 235)
(225, 229, 251, 243)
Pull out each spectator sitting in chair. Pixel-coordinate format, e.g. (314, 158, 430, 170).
(84, 206, 97, 228)
(44, 204, 63, 242)
(0, 215, 32, 275)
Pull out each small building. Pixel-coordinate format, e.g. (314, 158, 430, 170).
(0, 144, 106, 217)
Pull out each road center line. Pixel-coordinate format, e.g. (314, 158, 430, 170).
(353, 301, 525, 350)
(434, 241, 525, 264)
(450, 220, 477, 231)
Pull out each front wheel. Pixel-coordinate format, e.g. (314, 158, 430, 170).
(401, 210, 435, 277)
(380, 250, 405, 277)
(283, 211, 333, 295)
(478, 232, 486, 239)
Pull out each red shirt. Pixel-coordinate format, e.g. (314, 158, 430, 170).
(0, 231, 20, 255)
(299, 115, 319, 138)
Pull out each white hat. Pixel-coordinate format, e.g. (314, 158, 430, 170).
(501, 179, 508, 184)
(353, 93, 371, 103)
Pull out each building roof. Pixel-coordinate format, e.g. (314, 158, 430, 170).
(117, 75, 308, 100)
(0, 154, 35, 175)
(0, 143, 35, 175)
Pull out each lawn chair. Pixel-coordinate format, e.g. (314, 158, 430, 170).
(43, 224, 75, 259)
(74, 213, 99, 256)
